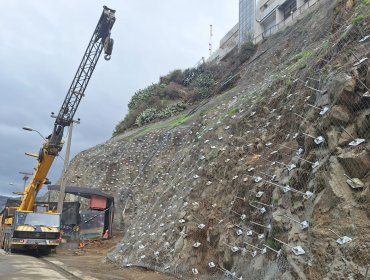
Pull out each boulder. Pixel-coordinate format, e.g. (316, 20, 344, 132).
(303, 126, 316, 156)
(357, 186, 370, 204)
(326, 128, 340, 151)
(328, 105, 351, 125)
(272, 208, 285, 225)
(292, 201, 304, 213)
(174, 235, 185, 255)
(338, 150, 370, 178)
(316, 93, 331, 107)
(356, 108, 370, 138)
(280, 192, 293, 210)
(313, 156, 352, 214)
(327, 73, 357, 108)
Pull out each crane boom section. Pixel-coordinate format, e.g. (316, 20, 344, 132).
(19, 6, 116, 212)
(49, 6, 116, 152)
(55, 7, 115, 127)
(19, 148, 55, 211)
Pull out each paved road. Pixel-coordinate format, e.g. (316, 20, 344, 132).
(0, 250, 78, 279)
(0, 249, 178, 280)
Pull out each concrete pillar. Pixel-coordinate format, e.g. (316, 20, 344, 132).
(254, 21, 264, 37)
(276, 8, 284, 23)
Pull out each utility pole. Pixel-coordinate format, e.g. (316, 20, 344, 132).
(57, 119, 79, 213)
(19, 171, 33, 191)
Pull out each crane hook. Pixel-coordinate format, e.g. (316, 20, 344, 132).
(104, 37, 114, 61)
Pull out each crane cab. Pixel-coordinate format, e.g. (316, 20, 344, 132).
(5, 211, 61, 253)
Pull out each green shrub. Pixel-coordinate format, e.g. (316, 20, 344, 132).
(113, 106, 145, 135)
(114, 60, 211, 134)
(287, 50, 314, 72)
(352, 15, 365, 25)
(182, 64, 206, 86)
(128, 84, 161, 110)
(166, 69, 184, 84)
(239, 41, 256, 64)
(362, 0, 370, 5)
(135, 108, 159, 126)
(134, 103, 187, 127)
(155, 85, 182, 100)
(266, 238, 282, 251)
(228, 108, 239, 115)
(286, 79, 293, 89)
(193, 72, 215, 100)
(157, 103, 187, 119)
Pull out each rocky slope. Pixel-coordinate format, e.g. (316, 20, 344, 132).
(60, 1, 370, 279)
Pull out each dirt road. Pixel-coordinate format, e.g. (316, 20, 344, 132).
(49, 233, 179, 280)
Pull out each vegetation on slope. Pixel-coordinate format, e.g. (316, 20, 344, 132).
(113, 0, 370, 138)
(113, 68, 205, 135)
(113, 42, 257, 136)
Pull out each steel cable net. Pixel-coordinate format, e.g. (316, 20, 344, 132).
(101, 2, 370, 280)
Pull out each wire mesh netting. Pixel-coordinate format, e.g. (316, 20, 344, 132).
(96, 1, 370, 279)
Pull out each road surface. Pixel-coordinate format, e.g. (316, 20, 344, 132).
(0, 250, 80, 279)
(0, 249, 179, 280)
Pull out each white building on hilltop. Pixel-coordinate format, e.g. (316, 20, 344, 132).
(239, 0, 313, 44)
(209, 0, 320, 62)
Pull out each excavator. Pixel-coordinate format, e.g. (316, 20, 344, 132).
(0, 6, 115, 253)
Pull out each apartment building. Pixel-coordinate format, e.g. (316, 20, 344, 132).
(209, 0, 319, 62)
(240, 0, 315, 44)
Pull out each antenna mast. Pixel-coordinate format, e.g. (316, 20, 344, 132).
(209, 24, 213, 57)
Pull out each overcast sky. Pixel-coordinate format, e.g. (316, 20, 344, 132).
(0, 0, 238, 196)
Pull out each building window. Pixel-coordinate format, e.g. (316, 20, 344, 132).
(281, 0, 297, 19)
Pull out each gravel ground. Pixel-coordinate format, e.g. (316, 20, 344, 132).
(50, 232, 179, 280)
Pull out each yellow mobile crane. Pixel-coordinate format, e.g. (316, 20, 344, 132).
(0, 6, 115, 253)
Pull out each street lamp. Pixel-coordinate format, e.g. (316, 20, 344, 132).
(22, 126, 47, 141)
(9, 182, 25, 196)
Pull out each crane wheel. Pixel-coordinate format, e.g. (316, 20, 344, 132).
(4, 236, 10, 252)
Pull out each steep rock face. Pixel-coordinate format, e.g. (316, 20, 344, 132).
(62, 1, 370, 279)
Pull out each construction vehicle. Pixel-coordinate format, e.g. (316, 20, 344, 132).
(0, 6, 115, 253)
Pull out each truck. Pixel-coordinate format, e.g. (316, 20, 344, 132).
(0, 5, 116, 254)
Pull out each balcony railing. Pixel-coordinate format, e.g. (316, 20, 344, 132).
(253, 0, 321, 44)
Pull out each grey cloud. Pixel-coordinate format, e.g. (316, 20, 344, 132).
(0, 0, 237, 196)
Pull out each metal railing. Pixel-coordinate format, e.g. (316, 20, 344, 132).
(253, 0, 321, 44)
